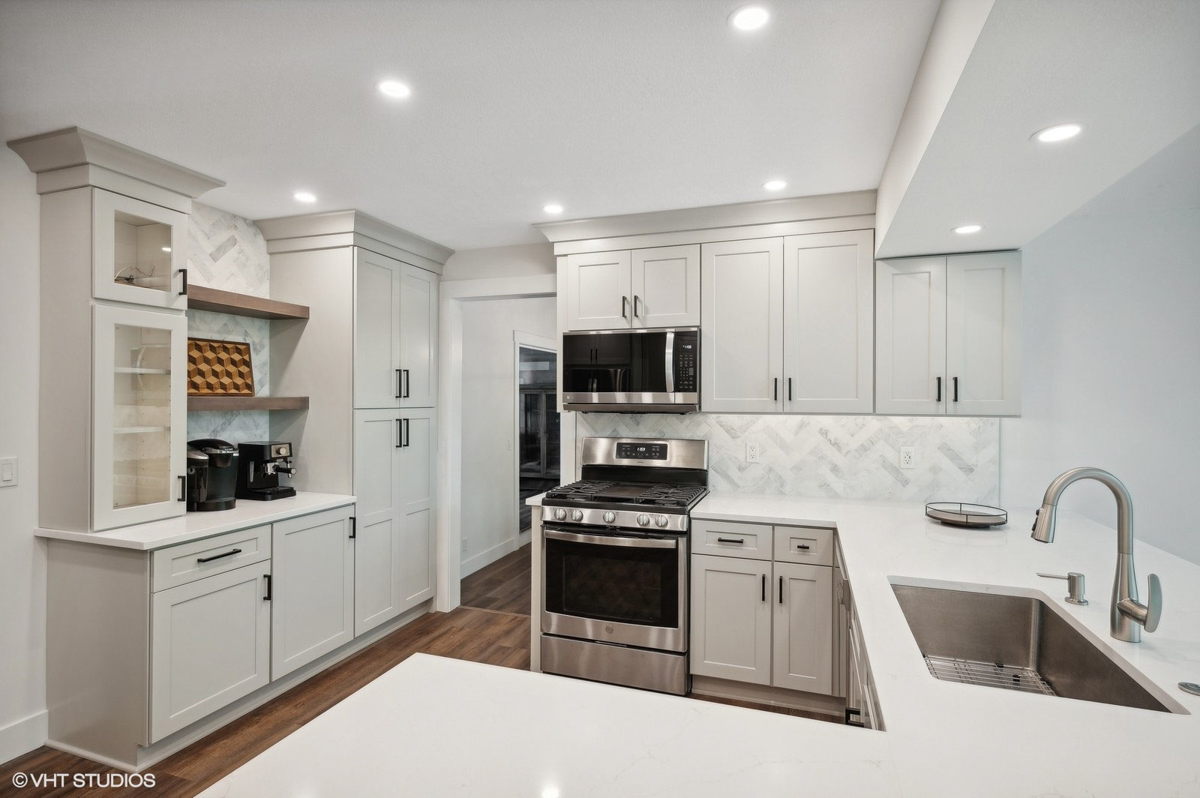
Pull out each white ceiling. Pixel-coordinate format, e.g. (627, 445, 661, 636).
(0, 0, 939, 251)
(877, 0, 1200, 258)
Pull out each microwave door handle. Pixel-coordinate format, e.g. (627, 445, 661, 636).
(664, 330, 675, 394)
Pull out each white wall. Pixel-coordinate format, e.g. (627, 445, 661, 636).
(460, 296, 557, 575)
(442, 242, 555, 282)
(1001, 126, 1200, 564)
(0, 147, 47, 762)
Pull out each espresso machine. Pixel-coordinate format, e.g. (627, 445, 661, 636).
(186, 439, 239, 511)
(235, 441, 298, 501)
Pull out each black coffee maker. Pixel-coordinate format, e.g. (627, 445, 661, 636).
(236, 441, 298, 501)
(186, 439, 239, 512)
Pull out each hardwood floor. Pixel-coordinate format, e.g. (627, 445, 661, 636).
(0, 608, 529, 798)
(460, 543, 531, 616)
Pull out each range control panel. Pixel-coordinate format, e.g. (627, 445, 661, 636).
(673, 330, 698, 392)
(616, 441, 668, 460)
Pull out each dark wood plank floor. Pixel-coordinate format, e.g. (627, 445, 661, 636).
(460, 543, 531, 616)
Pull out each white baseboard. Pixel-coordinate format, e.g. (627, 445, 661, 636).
(461, 537, 517, 577)
(0, 709, 48, 765)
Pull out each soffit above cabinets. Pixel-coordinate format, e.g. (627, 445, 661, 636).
(876, 0, 1200, 259)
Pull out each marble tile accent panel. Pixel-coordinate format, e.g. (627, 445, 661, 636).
(576, 413, 1000, 505)
(187, 410, 270, 444)
(187, 202, 270, 296)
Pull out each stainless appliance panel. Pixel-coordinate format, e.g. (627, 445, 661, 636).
(580, 436, 708, 470)
(561, 327, 699, 413)
(541, 634, 689, 695)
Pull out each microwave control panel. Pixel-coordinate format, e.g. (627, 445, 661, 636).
(673, 331, 699, 393)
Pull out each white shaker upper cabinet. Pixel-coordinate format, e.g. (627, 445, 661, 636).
(354, 248, 402, 409)
(701, 238, 784, 414)
(564, 250, 633, 330)
(631, 244, 700, 328)
(875, 256, 947, 416)
(946, 252, 1021, 416)
(399, 263, 438, 408)
(782, 230, 874, 414)
(93, 189, 188, 310)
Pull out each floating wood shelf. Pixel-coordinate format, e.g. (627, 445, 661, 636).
(188, 396, 310, 412)
(188, 285, 310, 320)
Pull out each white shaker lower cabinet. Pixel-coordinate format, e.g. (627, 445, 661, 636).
(352, 410, 405, 636)
(691, 554, 773, 684)
(150, 561, 271, 741)
(271, 506, 355, 679)
(773, 561, 833, 694)
(397, 408, 437, 609)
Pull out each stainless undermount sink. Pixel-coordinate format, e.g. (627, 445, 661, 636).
(891, 580, 1185, 714)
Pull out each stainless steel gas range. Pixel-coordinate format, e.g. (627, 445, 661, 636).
(540, 436, 708, 695)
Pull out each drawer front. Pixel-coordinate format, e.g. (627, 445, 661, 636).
(152, 526, 272, 592)
(692, 519, 772, 560)
(773, 525, 834, 566)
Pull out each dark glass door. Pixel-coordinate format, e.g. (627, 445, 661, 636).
(544, 532, 680, 628)
(561, 332, 668, 394)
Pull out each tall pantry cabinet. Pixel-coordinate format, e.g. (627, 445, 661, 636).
(259, 211, 450, 636)
(8, 127, 226, 532)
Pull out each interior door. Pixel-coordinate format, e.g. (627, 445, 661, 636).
(399, 263, 438, 408)
(783, 230, 874, 414)
(875, 256, 947, 415)
(565, 250, 633, 330)
(631, 244, 700, 328)
(690, 554, 772, 685)
(398, 408, 436, 612)
(701, 238, 784, 413)
(946, 251, 1022, 416)
(354, 248, 402, 409)
(773, 561, 833, 694)
(353, 409, 403, 637)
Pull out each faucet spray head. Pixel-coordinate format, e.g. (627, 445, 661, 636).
(1031, 504, 1057, 543)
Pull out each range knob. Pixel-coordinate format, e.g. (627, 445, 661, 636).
(603, 511, 616, 524)
(636, 514, 650, 527)
(570, 509, 584, 522)
(655, 515, 669, 528)
(553, 508, 567, 521)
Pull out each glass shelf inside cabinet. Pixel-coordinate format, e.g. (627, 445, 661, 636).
(112, 210, 173, 293)
(112, 323, 173, 510)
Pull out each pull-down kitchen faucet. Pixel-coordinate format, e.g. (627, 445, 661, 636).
(1031, 467, 1162, 643)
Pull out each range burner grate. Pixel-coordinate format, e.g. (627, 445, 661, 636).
(544, 481, 707, 508)
(923, 654, 1056, 697)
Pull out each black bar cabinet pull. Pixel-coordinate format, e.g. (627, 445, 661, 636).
(621, 296, 629, 318)
(796, 543, 811, 550)
(396, 369, 402, 399)
(197, 548, 242, 563)
(953, 376, 959, 403)
(788, 377, 792, 401)
(778, 576, 783, 604)
(845, 707, 865, 728)
(716, 537, 744, 545)
(403, 369, 411, 399)
(761, 574, 766, 602)
(177, 475, 186, 502)
(349, 516, 357, 540)
(404, 418, 411, 448)
(396, 419, 403, 448)
(773, 378, 778, 401)
(263, 574, 272, 601)
(179, 268, 188, 296)
(634, 295, 641, 317)
(936, 376, 942, 402)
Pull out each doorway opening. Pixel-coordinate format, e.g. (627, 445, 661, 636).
(517, 344, 559, 532)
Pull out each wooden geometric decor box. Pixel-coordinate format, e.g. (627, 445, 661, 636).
(187, 338, 255, 396)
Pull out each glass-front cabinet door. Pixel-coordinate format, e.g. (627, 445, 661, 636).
(93, 189, 188, 310)
(93, 303, 187, 530)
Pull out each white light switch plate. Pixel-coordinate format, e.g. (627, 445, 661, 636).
(899, 447, 916, 470)
(0, 456, 17, 487)
(746, 443, 761, 463)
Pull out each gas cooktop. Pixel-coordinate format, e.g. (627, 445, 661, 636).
(542, 480, 708, 511)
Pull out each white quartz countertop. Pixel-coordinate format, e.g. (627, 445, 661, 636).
(35, 492, 355, 550)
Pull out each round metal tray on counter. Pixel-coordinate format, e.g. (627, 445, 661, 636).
(925, 502, 1008, 528)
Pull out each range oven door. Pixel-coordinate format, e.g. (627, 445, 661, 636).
(560, 328, 699, 413)
(542, 526, 687, 652)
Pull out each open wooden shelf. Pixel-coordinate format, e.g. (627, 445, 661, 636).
(188, 285, 310, 320)
(188, 396, 310, 412)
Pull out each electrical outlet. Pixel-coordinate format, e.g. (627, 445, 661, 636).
(746, 442, 761, 463)
(0, 456, 16, 487)
(899, 446, 916, 470)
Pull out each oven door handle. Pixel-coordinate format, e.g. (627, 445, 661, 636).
(544, 528, 679, 549)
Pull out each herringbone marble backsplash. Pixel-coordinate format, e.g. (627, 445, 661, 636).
(576, 413, 1000, 504)
(186, 202, 272, 442)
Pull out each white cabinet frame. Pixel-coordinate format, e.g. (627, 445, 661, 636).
(564, 250, 633, 330)
(875, 256, 947, 415)
(631, 244, 700, 328)
(93, 189, 188, 310)
(946, 251, 1022, 416)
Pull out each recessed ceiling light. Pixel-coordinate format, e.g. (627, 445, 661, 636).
(161, 247, 172, 252)
(377, 80, 412, 99)
(1033, 123, 1082, 143)
(762, 179, 787, 191)
(541, 788, 561, 798)
(730, 5, 770, 30)
(543, 203, 564, 215)
(294, 191, 317, 203)
(953, 224, 983, 235)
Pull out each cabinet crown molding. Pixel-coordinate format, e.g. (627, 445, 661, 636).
(254, 209, 454, 272)
(533, 190, 877, 246)
(6, 126, 225, 198)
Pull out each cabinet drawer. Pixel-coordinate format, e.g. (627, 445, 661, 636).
(152, 526, 272, 592)
(773, 525, 834, 566)
(692, 520, 772, 560)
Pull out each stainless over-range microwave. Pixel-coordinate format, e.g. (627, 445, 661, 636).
(561, 327, 699, 413)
